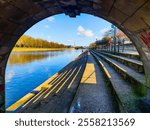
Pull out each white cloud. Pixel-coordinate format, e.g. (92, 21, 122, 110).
(47, 17, 55, 22)
(77, 25, 95, 38)
(100, 28, 111, 34)
(78, 26, 85, 32)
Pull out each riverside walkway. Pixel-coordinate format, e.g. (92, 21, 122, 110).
(6, 50, 150, 113)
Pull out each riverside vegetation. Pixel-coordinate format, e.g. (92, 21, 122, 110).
(13, 35, 70, 52)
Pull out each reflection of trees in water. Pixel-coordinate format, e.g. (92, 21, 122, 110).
(8, 51, 65, 65)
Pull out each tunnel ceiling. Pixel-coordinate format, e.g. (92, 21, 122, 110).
(0, 0, 150, 32)
(0, 0, 150, 55)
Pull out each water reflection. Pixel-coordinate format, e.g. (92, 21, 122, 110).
(8, 51, 66, 65)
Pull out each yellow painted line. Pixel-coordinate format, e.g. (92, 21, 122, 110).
(32, 71, 68, 103)
(6, 73, 58, 111)
(102, 52, 143, 65)
(33, 84, 52, 103)
(34, 72, 58, 91)
(44, 69, 72, 99)
(14, 72, 59, 108)
(51, 71, 68, 85)
(6, 93, 35, 111)
(92, 52, 111, 79)
(100, 61, 111, 79)
(106, 58, 127, 72)
(80, 63, 96, 84)
(50, 72, 63, 84)
(56, 67, 77, 93)
(68, 65, 82, 89)
(94, 52, 126, 75)
(114, 63, 127, 72)
(95, 52, 127, 73)
(22, 84, 53, 107)
(22, 90, 44, 107)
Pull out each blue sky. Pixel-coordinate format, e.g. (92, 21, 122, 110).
(25, 13, 112, 46)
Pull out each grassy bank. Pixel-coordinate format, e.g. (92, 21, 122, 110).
(12, 47, 74, 52)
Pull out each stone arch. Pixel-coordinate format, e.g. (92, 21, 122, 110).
(0, 0, 150, 110)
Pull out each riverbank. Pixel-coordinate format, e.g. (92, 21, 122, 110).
(12, 47, 74, 52)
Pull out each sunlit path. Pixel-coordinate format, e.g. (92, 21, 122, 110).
(70, 52, 118, 113)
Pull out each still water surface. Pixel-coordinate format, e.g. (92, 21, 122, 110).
(6, 49, 82, 108)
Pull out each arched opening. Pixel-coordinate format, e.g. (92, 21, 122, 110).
(0, 0, 150, 112)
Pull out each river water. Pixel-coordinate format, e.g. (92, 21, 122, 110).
(5, 49, 82, 108)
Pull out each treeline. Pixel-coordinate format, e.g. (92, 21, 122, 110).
(89, 37, 111, 49)
(15, 35, 66, 48)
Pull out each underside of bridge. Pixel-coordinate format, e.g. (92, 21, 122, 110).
(0, 0, 150, 111)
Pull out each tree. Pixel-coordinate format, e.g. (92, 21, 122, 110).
(16, 35, 66, 48)
(116, 31, 130, 52)
(95, 36, 111, 45)
(89, 42, 97, 49)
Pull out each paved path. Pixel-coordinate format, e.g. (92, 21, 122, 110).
(70, 52, 118, 113)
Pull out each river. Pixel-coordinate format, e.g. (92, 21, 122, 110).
(5, 49, 82, 108)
